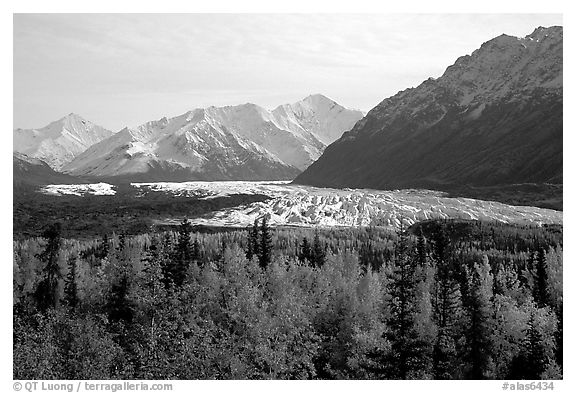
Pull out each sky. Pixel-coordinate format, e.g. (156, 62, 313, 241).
(13, 13, 563, 131)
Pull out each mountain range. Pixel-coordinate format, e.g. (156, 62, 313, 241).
(13, 95, 363, 182)
(295, 26, 563, 208)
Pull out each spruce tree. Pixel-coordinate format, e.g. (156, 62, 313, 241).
(430, 224, 464, 379)
(248, 219, 260, 261)
(508, 309, 549, 379)
(259, 217, 272, 269)
(171, 219, 192, 286)
(466, 256, 495, 379)
(107, 274, 133, 323)
(311, 230, 326, 268)
(64, 255, 79, 310)
(534, 248, 548, 308)
(385, 229, 429, 379)
(160, 232, 173, 287)
(433, 262, 464, 379)
(34, 223, 63, 311)
(298, 237, 312, 264)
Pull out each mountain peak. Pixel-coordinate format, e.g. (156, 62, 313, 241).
(13, 114, 113, 170)
(475, 26, 562, 54)
(527, 25, 562, 41)
(479, 33, 520, 51)
(434, 24, 562, 107)
(61, 112, 87, 122)
(302, 93, 336, 106)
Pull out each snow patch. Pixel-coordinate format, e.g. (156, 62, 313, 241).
(40, 182, 116, 196)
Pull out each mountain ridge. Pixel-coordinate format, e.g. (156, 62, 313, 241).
(13, 152, 86, 187)
(294, 26, 563, 208)
(62, 94, 363, 182)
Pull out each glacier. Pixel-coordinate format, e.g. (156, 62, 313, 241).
(128, 181, 560, 230)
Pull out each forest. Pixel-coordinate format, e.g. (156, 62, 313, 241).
(13, 218, 563, 380)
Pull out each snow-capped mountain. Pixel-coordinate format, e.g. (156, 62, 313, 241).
(295, 27, 563, 206)
(63, 95, 363, 181)
(13, 113, 113, 170)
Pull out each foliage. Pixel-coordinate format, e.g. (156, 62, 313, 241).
(13, 219, 563, 380)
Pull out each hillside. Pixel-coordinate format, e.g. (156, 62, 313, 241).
(294, 27, 563, 209)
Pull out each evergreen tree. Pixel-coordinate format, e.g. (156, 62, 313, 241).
(259, 217, 272, 269)
(432, 264, 464, 379)
(298, 237, 312, 264)
(311, 231, 326, 268)
(385, 230, 429, 379)
(508, 309, 549, 379)
(107, 274, 133, 324)
(534, 248, 548, 308)
(247, 219, 260, 261)
(430, 224, 464, 379)
(466, 256, 495, 379)
(64, 255, 79, 310)
(34, 223, 63, 311)
(171, 219, 192, 286)
(160, 232, 173, 288)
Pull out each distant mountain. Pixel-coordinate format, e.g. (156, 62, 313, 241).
(63, 95, 363, 181)
(13, 113, 113, 170)
(294, 26, 563, 207)
(13, 152, 85, 186)
(272, 94, 365, 145)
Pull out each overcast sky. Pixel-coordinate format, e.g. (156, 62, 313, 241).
(14, 13, 562, 131)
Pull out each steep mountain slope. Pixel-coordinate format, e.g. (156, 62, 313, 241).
(63, 95, 363, 182)
(13, 152, 85, 186)
(13, 113, 113, 170)
(294, 27, 563, 207)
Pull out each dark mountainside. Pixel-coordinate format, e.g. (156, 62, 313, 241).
(13, 152, 86, 187)
(294, 27, 562, 210)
